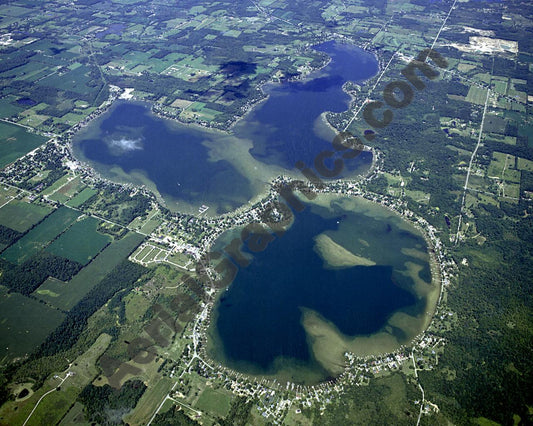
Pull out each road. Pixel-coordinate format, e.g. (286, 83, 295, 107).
(411, 352, 426, 426)
(455, 86, 491, 244)
(22, 372, 71, 426)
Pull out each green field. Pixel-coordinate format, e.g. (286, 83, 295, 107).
(123, 377, 174, 426)
(0, 199, 52, 232)
(0, 334, 112, 426)
(1, 207, 80, 264)
(66, 187, 97, 208)
(517, 156, 533, 172)
(45, 217, 112, 265)
(33, 277, 64, 299)
(48, 176, 84, 203)
(38, 65, 94, 95)
(0, 285, 65, 360)
(0, 121, 47, 168)
(0, 96, 23, 118)
(465, 86, 489, 105)
(35, 231, 145, 311)
(41, 174, 72, 196)
(195, 388, 232, 417)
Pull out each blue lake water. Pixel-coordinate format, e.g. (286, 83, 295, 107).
(208, 197, 434, 383)
(240, 41, 378, 168)
(71, 41, 437, 384)
(73, 41, 378, 214)
(74, 103, 254, 213)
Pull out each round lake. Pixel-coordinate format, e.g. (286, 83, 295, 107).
(207, 195, 439, 384)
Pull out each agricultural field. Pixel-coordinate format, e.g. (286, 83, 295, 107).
(195, 387, 232, 418)
(34, 231, 145, 311)
(465, 86, 489, 105)
(47, 176, 84, 204)
(122, 377, 174, 426)
(40, 173, 72, 197)
(0, 285, 65, 361)
(32, 277, 64, 301)
(45, 216, 112, 265)
(1, 207, 80, 264)
(128, 210, 162, 234)
(65, 187, 97, 208)
(0, 199, 52, 233)
(0, 122, 47, 168)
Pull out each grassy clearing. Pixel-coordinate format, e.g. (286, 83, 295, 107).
(465, 86, 489, 105)
(48, 176, 84, 204)
(1, 207, 80, 264)
(0, 121, 47, 168)
(45, 217, 111, 265)
(41, 174, 72, 196)
(66, 187, 97, 208)
(32, 277, 64, 299)
(517, 157, 533, 172)
(123, 376, 173, 426)
(0, 334, 111, 426)
(0, 285, 65, 360)
(487, 152, 510, 178)
(35, 231, 145, 311)
(58, 401, 86, 425)
(0, 199, 52, 232)
(195, 388, 232, 418)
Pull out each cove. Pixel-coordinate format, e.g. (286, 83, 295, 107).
(72, 41, 378, 214)
(208, 195, 438, 384)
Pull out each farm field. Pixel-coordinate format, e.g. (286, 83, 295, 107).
(465, 86, 489, 105)
(41, 174, 71, 197)
(123, 376, 174, 426)
(47, 176, 84, 203)
(195, 387, 232, 418)
(0, 285, 65, 361)
(66, 187, 97, 208)
(0, 121, 47, 168)
(45, 216, 111, 265)
(34, 231, 145, 311)
(1, 207, 80, 264)
(0, 199, 52, 232)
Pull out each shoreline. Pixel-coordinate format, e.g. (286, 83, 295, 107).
(57, 40, 449, 390)
(198, 184, 445, 386)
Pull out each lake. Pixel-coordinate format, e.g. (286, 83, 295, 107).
(208, 195, 439, 384)
(72, 41, 378, 214)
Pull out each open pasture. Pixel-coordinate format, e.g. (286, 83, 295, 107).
(1, 207, 79, 264)
(0, 286, 65, 360)
(66, 187, 97, 208)
(0, 121, 47, 168)
(45, 216, 111, 265)
(35, 231, 145, 311)
(0, 199, 52, 232)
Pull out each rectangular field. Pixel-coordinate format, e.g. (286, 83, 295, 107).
(0, 285, 65, 360)
(35, 231, 145, 311)
(66, 187, 97, 208)
(1, 207, 80, 264)
(0, 121, 47, 168)
(195, 388, 232, 417)
(0, 199, 52, 232)
(465, 86, 489, 105)
(123, 377, 174, 426)
(45, 217, 112, 265)
(48, 176, 84, 203)
(41, 174, 72, 197)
